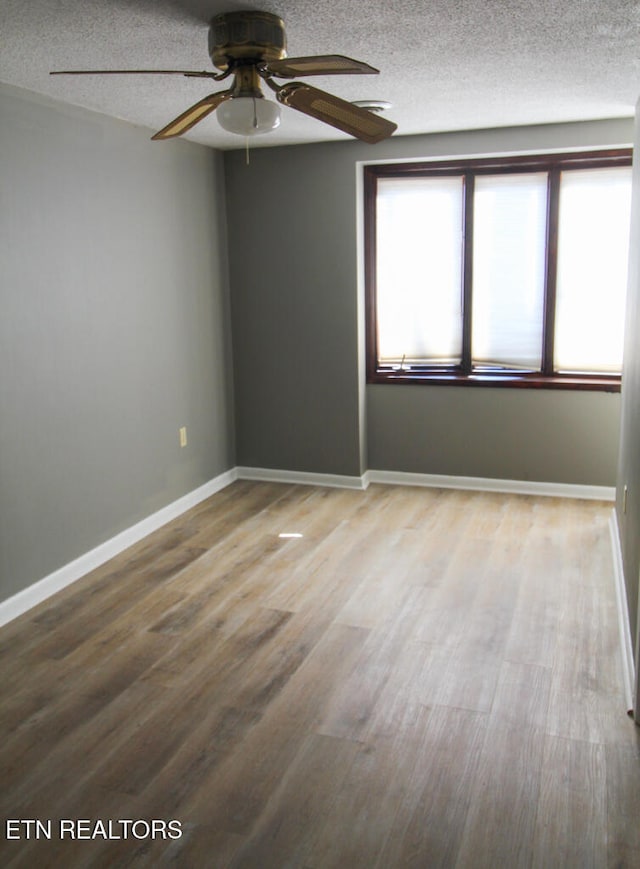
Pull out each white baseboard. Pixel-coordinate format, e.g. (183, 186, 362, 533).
(0, 468, 238, 628)
(238, 466, 614, 500)
(609, 509, 635, 715)
(364, 469, 616, 501)
(236, 466, 368, 490)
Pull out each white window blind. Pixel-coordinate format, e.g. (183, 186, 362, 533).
(472, 173, 548, 370)
(554, 166, 632, 373)
(376, 176, 463, 364)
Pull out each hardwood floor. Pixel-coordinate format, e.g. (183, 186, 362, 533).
(1, 481, 639, 868)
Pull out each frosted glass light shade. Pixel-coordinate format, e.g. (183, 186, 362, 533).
(217, 97, 281, 136)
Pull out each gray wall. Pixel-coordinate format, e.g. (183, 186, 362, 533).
(225, 118, 633, 482)
(0, 84, 234, 604)
(616, 100, 640, 704)
(224, 145, 364, 476)
(369, 386, 620, 484)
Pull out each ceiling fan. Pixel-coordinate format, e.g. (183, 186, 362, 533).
(50, 10, 397, 144)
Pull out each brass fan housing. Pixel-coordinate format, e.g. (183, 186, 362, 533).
(208, 11, 287, 72)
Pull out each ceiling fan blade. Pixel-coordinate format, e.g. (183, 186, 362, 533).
(276, 83, 396, 144)
(151, 90, 232, 140)
(50, 69, 221, 78)
(264, 55, 379, 78)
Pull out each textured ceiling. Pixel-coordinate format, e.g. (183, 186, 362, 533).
(1, 0, 640, 150)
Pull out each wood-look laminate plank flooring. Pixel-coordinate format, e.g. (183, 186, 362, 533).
(1, 481, 639, 868)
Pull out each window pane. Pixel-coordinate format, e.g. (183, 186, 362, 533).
(554, 167, 631, 373)
(376, 176, 463, 364)
(472, 173, 547, 370)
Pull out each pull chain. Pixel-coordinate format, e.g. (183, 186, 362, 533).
(244, 96, 260, 165)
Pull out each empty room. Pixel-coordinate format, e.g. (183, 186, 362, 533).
(1, 1, 640, 867)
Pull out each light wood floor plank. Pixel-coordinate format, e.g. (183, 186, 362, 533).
(182, 622, 371, 834)
(374, 705, 488, 869)
(455, 721, 547, 869)
(533, 734, 607, 869)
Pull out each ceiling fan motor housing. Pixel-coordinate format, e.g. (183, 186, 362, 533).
(209, 11, 287, 71)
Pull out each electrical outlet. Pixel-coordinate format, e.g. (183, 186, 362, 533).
(179, 426, 187, 448)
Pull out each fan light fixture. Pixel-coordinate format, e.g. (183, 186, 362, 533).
(49, 11, 397, 145)
(217, 95, 281, 136)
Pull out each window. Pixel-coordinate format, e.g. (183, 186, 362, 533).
(364, 150, 632, 390)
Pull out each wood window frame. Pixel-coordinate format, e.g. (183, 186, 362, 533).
(364, 149, 632, 392)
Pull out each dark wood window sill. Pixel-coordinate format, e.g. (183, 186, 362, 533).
(367, 370, 621, 392)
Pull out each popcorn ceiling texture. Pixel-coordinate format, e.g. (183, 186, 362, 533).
(1, 0, 639, 148)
